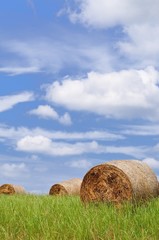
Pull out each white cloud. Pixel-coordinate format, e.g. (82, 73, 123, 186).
(16, 135, 100, 156)
(0, 66, 40, 75)
(118, 24, 159, 68)
(121, 124, 159, 136)
(0, 124, 124, 141)
(29, 105, 59, 119)
(59, 112, 72, 125)
(0, 92, 34, 112)
(69, 0, 159, 28)
(16, 135, 145, 158)
(17, 135, 52, 153)
(68, 1, 159, 68)
(45, 67, 159, 121)
(142, 158, 159, 170)
(106, 146, 146, 159)
(67, 159, 92, 169)
(29, 105, 72, 125)
(0, 163, 28, 178)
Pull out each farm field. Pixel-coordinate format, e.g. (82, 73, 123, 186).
(0, 195, 159, 240)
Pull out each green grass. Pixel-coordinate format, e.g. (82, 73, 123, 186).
(0, 195, 159, 240)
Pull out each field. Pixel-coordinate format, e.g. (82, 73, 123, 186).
(0, 195, 159, 240)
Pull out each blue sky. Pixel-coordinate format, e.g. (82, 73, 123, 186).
(1, 0, 159, 194)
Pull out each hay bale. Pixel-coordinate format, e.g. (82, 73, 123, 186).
(0, 184, 26, 195)
(80, 160, 158, 204)
(49, 178, 82, 196)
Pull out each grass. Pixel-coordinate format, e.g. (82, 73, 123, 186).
(0, 195, 159, 239)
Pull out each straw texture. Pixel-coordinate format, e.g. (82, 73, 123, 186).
(49, 178, 82, 196)
(80, 160, 158, 204)
(0, 184, 26, 195)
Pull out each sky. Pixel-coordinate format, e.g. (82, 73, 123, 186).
(1, 0, 159, 194)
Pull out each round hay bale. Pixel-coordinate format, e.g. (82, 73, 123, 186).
(80, 160, 158, 204)
(49, 178, 82, 196)
(0, 184, 26, 195)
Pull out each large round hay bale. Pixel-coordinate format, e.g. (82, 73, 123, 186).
(0, 184, 26, 195)
(49, 178, 82, 196)
(80, 160, 158, 204)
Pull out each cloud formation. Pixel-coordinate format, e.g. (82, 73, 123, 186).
(16, 135, 145, 158)
(0, 124, 124, 141)
(45, 67, 159, 121)
(0, 66, 40, 76)
(118, 24, 159, 68)
(69, 0, 159, 27)
(121, 124, 159, 136)
(0, 92, 34, 112)
(68, 0, 159, 68)
(16, 135, 100, 156)
(29, 105, 72, 125)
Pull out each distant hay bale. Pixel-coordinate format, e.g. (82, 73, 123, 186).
(49, 178, 82, 196)
(80, 160, 158, 204)
(0, 184, 26, 195)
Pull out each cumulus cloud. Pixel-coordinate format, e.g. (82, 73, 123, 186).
(0, 92, 34, 112)
(17, 136, 52, 154)
(45, 67, 159, 121)
(29, 105, 72, 125)
(16, 135, 145, 158)
(69, 0, 159, 28)
(16, 135, 99, 156)
(118, 24, 159, 68)
(29, 105, 59, 119)
(0, 163, 28, 178)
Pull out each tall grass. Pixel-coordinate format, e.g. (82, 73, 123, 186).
(0, 195, 159, 239)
